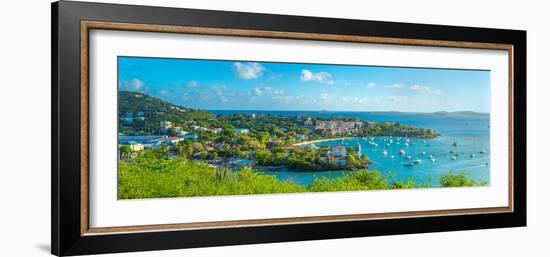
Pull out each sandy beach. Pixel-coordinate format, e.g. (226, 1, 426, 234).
(292, 137, 358, 146)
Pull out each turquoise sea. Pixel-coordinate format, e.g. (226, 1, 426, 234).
(211, 110, 490, 187)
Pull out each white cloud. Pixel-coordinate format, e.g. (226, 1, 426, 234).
(264, 87, 284, 95)
(367, 82, 376, 88)
(129, 78, 144, 90)
(233, 62, 265, 79)
(386, 95, 407, 102)
(185, 80, 199, 88)
(119, 78, 149, 93)
(384, 83, 404, 89)
(320, 93, 329, 100)
(119, 78, 144, 90)
(159, 89, 169, 96)
(300, 70, 334, 84)
(409, 84, 442, 94)
(251, 86, 285, 97)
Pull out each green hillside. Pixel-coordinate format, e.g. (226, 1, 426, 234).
(118, 91, 214, 135)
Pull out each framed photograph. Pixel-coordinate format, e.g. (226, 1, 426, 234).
(52, 1, 526, 256)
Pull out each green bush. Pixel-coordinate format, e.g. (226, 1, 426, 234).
(118, 153, 487, 199)
(439, 171, 487, 187)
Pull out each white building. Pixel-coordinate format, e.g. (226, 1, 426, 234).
(234, 128, 250, 134)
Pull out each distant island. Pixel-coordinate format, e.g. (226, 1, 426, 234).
(432, 111, 488, 116)
(355, 110, 488, 116)
(118, 91, 439, 172)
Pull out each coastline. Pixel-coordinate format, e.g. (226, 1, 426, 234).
(292, 137, 358, 146)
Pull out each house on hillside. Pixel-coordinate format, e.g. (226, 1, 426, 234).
(160, 121, 173, 133)
(234, 128, 250, 134)
(296, 134, 307, 140)
(121, 117, 134, 124)
(184, 134, 198, 140)
(166, 137, 185, 144)
(126, 141, 144, 152)
(176, 130, 189, 136)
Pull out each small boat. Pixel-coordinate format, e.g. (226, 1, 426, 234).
(428, 155, 434, 159)
(404, 162, 414, 167)
(386, 143, 390, 147)
(470, 153, 476, 158)
(404, 143, 409, 147)
(421, 151, 426, 155)
(451, 156, 457, 160)
(423, 140, 427, 144)
(431, 158, 436, 162)
(382, 150, 388, 156)
(412, 159, 422, 165)
(406, 155, 412, 160)
(390, 155, 395, 159)
(399, 150, 406, 155)
(480, 149, 487, 154)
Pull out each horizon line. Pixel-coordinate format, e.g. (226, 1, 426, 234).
(203, 109, 490, 114)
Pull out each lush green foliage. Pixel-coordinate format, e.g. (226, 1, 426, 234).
(439, 172, 487, 187)
(118, 152, 486, 199)
(118, 152, 305, 199)
(254, 146, 370, 171)
(119, 152, 392, 199)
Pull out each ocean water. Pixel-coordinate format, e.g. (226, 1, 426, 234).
(211, 110, 491, 187)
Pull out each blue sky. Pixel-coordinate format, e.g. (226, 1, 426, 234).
(118, 57, 490, 113)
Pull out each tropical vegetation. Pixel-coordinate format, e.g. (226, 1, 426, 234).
(118, 150, 486, 199)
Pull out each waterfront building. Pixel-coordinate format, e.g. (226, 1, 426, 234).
(329, 146, 347, 158)
(314, 120, 363, 136)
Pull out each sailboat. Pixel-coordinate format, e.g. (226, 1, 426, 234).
(450, 141, 459, 157)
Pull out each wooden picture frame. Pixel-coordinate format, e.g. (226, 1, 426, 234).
(52, 1, 526, 256)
